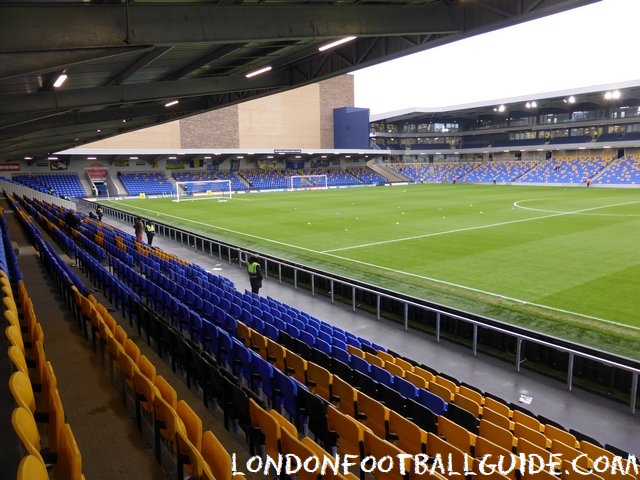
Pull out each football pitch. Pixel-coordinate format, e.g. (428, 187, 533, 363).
(105, 184, 640, 359)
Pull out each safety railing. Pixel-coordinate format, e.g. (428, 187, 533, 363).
(83, 200, 640, 413)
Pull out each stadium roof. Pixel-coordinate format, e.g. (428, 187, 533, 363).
(370, 79, 640, 124)
(0, 0, 597, 162)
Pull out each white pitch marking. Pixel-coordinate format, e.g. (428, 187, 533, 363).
(513, 198, 640, 216)
(112, 198, 640, 332)
(322, 200, 640, 254)
(317, 249, 640, 333)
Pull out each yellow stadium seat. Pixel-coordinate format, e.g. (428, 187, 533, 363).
(355, 391, 389, 439)
(176, 400, 203, 451)
(306, 362, 332, 401)
(154, 375, 178, 409)
(55, 423, 84, 480)
(11, 406, 46, 465)
(137, 354, 157, 382)
(266, 337, 287, 372)
(330, 375, 358, 417)
(437, 415, 476, 454)
(284, 350, 307, 385)
(363, 429, 411, 480)
(544, 423, 579, 449)
(387, 409, 427, 455)
(514, 421, 549, 449)
(481, 406, 513, 431)
(479, 418, 516, 451)
(17, 455, 49, 480)
(8, 345, 29, 376)
(280, 427, 321, 480)
(327, 404, 369, 461)
(427, 432, 473, 480)
(403, 370, 428, 389)
(453, 392, 482, 417)
(133, 368, 159, 446)
(364, 351, 384, 367)
(474, 436, 521, 480)
(202, 430, 232, 480)
(249, 397, 281, 459)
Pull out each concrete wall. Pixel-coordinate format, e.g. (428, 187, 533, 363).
(238, 85, 321, 149)
(64, 75, 354, 151)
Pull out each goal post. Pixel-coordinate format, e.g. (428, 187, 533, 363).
(288, 174, 328, 191)
(172, 179, 232, 203)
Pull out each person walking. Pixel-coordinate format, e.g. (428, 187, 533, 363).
(134, 217, 144, 244)
(144, 220, 155, 246)
(246, 256, 263, 294)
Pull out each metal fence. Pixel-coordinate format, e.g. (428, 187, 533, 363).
(85, 199, 640, 413)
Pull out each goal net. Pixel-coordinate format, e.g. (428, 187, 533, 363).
(173, 179, 232, 203)
(288, 174, 328, 191)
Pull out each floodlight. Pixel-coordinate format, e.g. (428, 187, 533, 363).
(605, 90, 621, 100)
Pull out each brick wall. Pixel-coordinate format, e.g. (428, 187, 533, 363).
(180, 108, 240, 148)
(319, 75, 355, 149)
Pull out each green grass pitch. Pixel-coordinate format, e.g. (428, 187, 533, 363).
(105, 184, 640, 359)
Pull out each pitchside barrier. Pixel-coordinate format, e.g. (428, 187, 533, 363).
(82, 199, 640, 413)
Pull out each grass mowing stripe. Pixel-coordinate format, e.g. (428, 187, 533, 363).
(323, 199, 640, 253)
(104, 185, 640, 358)
(318, 247, 640, 333)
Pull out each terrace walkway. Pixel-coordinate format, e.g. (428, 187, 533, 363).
(100, 213, 640, 456)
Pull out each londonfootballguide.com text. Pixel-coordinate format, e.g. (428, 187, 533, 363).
(230, 452, 639, 477)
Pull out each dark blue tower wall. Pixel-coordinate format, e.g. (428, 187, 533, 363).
(333, 107, 370, 149)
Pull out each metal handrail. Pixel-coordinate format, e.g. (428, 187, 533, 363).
(82, 199, 640, 413)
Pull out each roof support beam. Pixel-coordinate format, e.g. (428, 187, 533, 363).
(0, 71, 290, 115)
(0, 4, 462, 52)
(0, 47, 147, 80)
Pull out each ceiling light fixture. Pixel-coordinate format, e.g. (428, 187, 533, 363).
(53, 71, 68, 88)
(245, 66, 272, 78)
(164, 100, 179, 107)
(318, 36, 357, 52)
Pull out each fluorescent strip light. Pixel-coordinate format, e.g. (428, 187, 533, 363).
(53, 73, 68, 88)
(164, 100, 179, 107)
(245, 66, 272, 78)
(318, 36, 357, 52)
